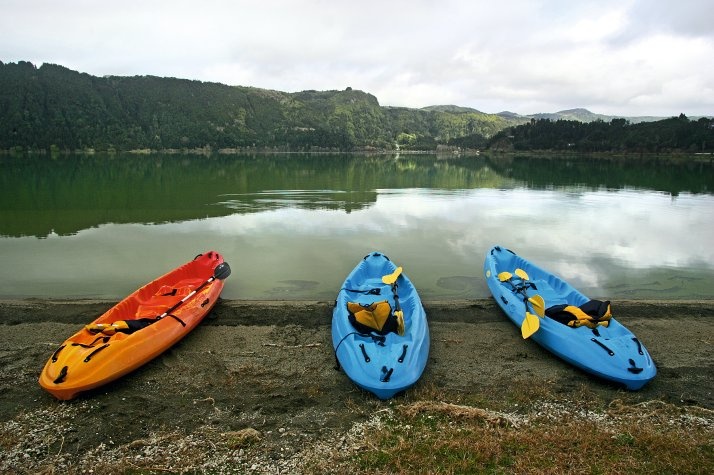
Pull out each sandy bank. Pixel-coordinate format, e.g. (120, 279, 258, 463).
(0, 299, 712, 473)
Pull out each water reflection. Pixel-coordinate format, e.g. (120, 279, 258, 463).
(2, 153, 712, 238)
(217, 190, 373, 213)
(0, 153, 712, 301)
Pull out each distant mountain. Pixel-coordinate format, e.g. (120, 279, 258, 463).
(494, 111, 524, 120)
(421, 105, 485, 114)
(497, 108, 665, 124)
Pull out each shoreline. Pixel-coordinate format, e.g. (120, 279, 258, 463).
(1, 298, 712, 473)
(2, 297, 712, 325)
(3, 148, 712, 162)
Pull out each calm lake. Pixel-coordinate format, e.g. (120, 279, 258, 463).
(1, 153, 713, 301)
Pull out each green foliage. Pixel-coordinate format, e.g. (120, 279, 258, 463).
(2, 62, 711, 153)
(345, 398, 714, 474)
(0, 62, 514, 152)
(0, 153, 510, 237)
(489, 116, 714, 153)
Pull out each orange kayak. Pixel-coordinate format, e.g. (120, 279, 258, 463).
(39, 251, 231, 400)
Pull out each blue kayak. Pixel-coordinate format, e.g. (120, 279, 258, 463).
(332, 252, 430, 399)
(484, 246, 656, 390)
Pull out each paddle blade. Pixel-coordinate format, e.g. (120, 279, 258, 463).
(521, 311, 540, 339)
(214, 262, 231, 280)
(528, 295, 546, 317)
(515, 268, 529, 280)
(395, 310, 405, 336)
(382, 266, 403, 285)
(498, 271, 513, 282)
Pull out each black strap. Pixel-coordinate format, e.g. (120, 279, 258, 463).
(51, 345, 66, 362)
(398, 344, 408, 363)
(342, 287, 381, 295)
(167, 314, 187, 327)
(83, 343, 110, 362)
(53, 366, 68, 384)
(632, 337, 644, 355)
(359, 343, 370, 363)
(333, 332, 386, 370)
(627, 358, 644, 374)
(591, 338, 615, 356)
(71, 335, 109, 348)
(333, 331, 365, 370)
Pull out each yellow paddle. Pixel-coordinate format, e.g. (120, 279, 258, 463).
(528, 294, 545, 317)
(521, 311, 540, 339)
(382, 266, 405, 336)
(498, 268, 546, 338)
(382, 266, 403, 285)
(394, 309, 405, 336)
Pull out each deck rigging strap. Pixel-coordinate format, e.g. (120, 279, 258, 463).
(166, 313, 187, 327)
(398, 344, 408, 363)
(333, 331, 386, 370)
(51, 345, 66, 363)
(359, 343, 370, 363)
(590, 338, 615, 356)
(627, 358, 644, 374)
(83, 343, 110, 362)
(632, 337, 644, 355)
(71, 335, 110, 348)
(380, 366, 394, 382)
(53, 366, 68, 384)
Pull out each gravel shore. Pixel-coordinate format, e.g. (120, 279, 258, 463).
(1, 299, 712, 473)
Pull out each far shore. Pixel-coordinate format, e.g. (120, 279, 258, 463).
(2, 147, 713, 162)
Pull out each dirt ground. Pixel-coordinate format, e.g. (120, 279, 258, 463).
(0, 298, 712, 473)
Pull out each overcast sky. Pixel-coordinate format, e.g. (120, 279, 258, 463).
(2, 0, 713, 117)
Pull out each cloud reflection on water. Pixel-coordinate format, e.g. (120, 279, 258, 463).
(1, 187, 712, 300)
(196, 187, 714, 298)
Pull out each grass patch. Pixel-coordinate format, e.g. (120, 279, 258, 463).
(342, 397, 714, 474)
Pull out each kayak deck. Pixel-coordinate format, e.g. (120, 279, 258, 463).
(39, 252, 227, 400)
(485, 246, 656, 390)
(332, 252, 430, 399)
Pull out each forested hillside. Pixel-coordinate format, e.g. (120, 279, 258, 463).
(1, 61, 711, 154)
(489, 116, 714, 153)
(0, 61, 512, 152)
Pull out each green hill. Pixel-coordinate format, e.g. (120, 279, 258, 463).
(0, 61, 512, 152)
(2, 61, 709, 154)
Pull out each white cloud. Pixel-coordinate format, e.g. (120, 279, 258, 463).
(1, 0, 712, 116)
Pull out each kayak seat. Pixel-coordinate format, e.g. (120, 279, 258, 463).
(527, 279, 566, 306)
(134, 279, 201, 318)
(136, 304, 171, 319)
(85, 318, 156, 335)
(155, 284, 192, 298)
(135, 282, 194, 319)
(347, 300, 401, 335)
(155, 280, 202, 298)
(546, 300, 612, 328)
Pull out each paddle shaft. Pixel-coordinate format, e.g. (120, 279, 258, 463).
(502, 277, 543, 315)
(392, 284, 402, 313)
(157, 276, 216, 320)
(157, 260, 231, 320)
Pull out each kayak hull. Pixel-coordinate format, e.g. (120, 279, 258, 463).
(332, 252, 430, 399)
(39, 251, 227, 400)
(484, 246, 656, 390)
